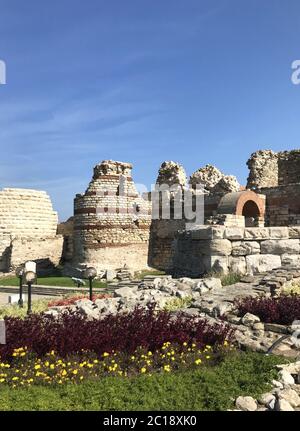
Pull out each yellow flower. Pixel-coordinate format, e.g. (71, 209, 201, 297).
(140, 367, 147, 373)
(0, 378, 5, 383)
(103, 352, 110, 357)
(147, 351, 152, 356)
(195, 359, 202, 365)
(34, 365, 41, 370)
(12, 376, 19, 381)
(72, 370, 78, 375)
(206, 355, 211, 360)
(163, 365, 171, 372)
(224, 341, 228, 347)
(61, 370, 67, 376)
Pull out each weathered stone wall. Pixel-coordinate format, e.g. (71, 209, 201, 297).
(173, 226, 300, 277)
(246, 150, 300, 226)
(148, 161, 186, 271)
(260, 184, 300, 226)
(278, 150, 300, 186)
(0, 188, 62, 273)
(0, 235, 11, 272)
(189, 164, 240, 194)
(10, 236, 64, 274)
(0, 188, 58, 237)
(247, 150, 279, 189)
(247, 150, 300, 188)
(57, 217, 74, 262)
(73, 160, 152, 272)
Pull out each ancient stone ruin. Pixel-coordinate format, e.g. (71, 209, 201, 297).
(3, 149, 300, 280)
(247, 149, 300, 226)
(72, 160, 152, 273)
(0, 188, 63, 274)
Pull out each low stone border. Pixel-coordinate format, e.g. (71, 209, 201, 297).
(233, 362, 300, 411)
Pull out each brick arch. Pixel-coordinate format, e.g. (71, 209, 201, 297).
(217, 190, 265, 218)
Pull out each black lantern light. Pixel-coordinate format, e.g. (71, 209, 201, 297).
(24, 270, 36, 315)
(84, 267, 97, 301)
(15, 266, 24, 308)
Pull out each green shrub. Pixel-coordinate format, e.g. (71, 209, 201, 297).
(0, 299, 50, 319)
(164, 296, 193, 311)
(283, 283, 300, 295)
(205, 271, 241, 286)
(134, 269, 166, 280)
(221, 272, 242, 286)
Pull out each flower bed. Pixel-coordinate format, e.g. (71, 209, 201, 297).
(235, 294, 300, 325)
(0, 341, 233, 387)
(1, 306, 234, 362)
(48, 294, 111, 307)
(0, 306, 234, 386)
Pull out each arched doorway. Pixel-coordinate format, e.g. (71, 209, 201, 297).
(241, 200, 261, 227)
(217, 190, 265, 227)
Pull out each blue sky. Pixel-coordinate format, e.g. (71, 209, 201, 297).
(1, 0, 300, 221)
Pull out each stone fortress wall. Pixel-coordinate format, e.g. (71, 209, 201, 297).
(173, 225, 300, 277)
(166, 148, 300, 277)
(148, 161, 250, 272)
(3, 149, 300, 278)
(0, 188, 63, 273)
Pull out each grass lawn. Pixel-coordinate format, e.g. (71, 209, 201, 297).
(0, 351, 285, 411)
(134, 269, 166, 280)
(0, 276, 107, 289)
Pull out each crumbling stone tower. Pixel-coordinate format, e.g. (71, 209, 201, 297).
(247, 149, 300, 225)
(73, 160, 152, 272)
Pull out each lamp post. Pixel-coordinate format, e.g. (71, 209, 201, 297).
(15, 267, 24, 308)
(24, 270, 36, 315)
(84, 267, 97, 301)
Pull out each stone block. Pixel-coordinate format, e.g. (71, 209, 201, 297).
(203, 256, 229, 274)
(246, 254, 281, 275)
(288, 226, 300, 239)
(260, 239, 300, 255)
(224, 227, 244, 240)
(105, 269, 117, 281)
(281, 254, 300, 266)
(244, 227, 269, 240)
(231, 241, 260, 256)
(190, 226, 225, 240)
(207, 239, 232, 256)
(228, 256, 247, 275)
(269, 227, 289, 239)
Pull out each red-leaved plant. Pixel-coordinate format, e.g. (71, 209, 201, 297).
(0, 305, 234, 361)
(235, 294, 300, 325)
(48, 294, 111, 307)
